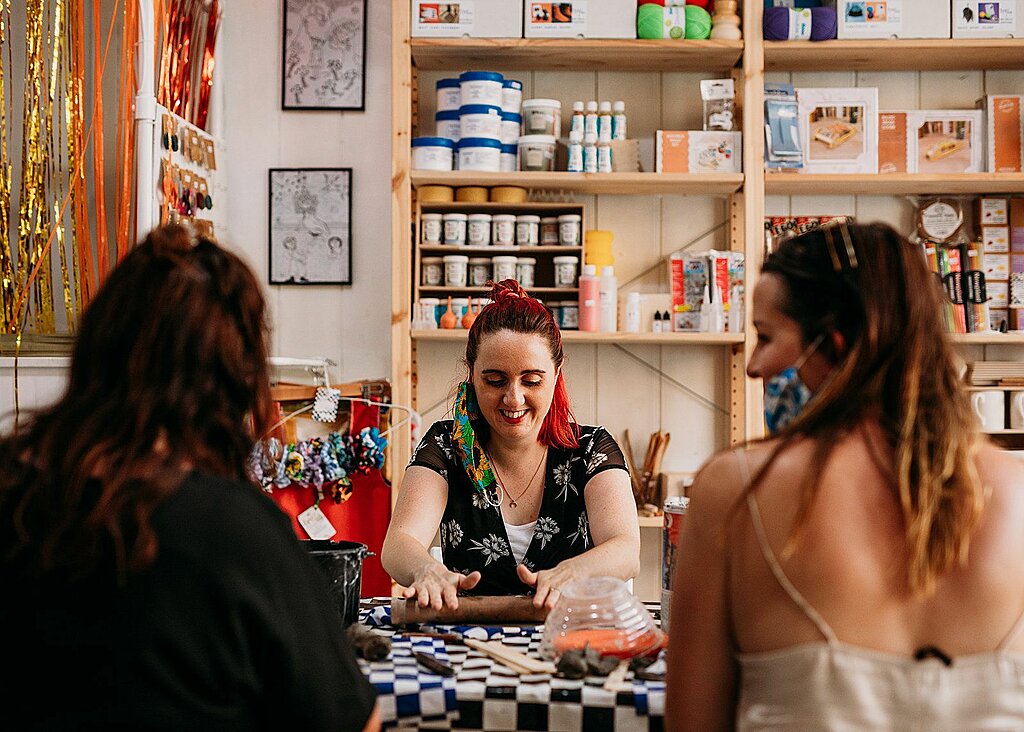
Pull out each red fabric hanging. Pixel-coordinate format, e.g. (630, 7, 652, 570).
(270, 400, 393, 597)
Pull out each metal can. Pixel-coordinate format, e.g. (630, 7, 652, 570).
(661, 496, 690, 631)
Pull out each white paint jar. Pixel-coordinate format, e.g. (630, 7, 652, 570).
(492, 255, 518, 283)
(459, 104, 502, 141)
(558, 214, 582, 246)
(468, 257, 492, 287)
(442, 213, 468, 246)
(500, 111, 523, 145)
(421, 257, 444, 286)
(456, 138, 502, 172)
(418, 297, 440, 326)
(451, 297, 470, 326)
(516, 215, 541, 247)
(521, 98, 562, 136)
(516, 257, 537, 288)
(491, 214, 516, 247)
(500, 144, 518, 172)
(443, 254, 469, 287)
(467, 213, 492, 246)
(502, 78, 523, 114)
(435, 110, 461, 142)
(459, 71, 504, 108)
(420, 213, 443, 245)
(553, 256, 580, 288)
(517, 135, 557, 172)
(436, 78, 462, 112)
(412, 137, 454, 171)
(541, 217, 560, 245)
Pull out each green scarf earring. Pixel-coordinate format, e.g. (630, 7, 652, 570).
(451, 381, 500, 506)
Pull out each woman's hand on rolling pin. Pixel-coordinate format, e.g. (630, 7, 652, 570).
(402, 562, 481, 611)
(517, 563, 579, 610)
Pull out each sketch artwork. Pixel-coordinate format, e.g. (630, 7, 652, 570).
(283, 0, 366, 110)
(269, 169, 352, 285)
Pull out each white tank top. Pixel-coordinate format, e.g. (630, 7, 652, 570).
(735, 451, 1024, 731)
(504, 520, 536, 565)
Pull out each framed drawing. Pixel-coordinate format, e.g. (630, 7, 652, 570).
(282, 0, 367, 110)
(269, 168, 352, 285)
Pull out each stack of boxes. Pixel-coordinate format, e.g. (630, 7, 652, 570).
(411, 1, 638, 39)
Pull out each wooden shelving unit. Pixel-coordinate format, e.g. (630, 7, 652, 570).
(412, 171, 745, 197)
(412, 330, 745, 345)
(411, 38, 744, 72)
(765, 38, 1024, 72)
(766, 173, 1024, 196)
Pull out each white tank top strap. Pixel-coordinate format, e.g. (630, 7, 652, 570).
(736, 449, 839, 646)
(997, 602, 1024, 650)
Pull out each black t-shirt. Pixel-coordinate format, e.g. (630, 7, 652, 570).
(1, 471, 376, 731)
(408, 421, 628, 595)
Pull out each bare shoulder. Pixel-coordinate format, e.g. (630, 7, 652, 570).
(976, 441, 1024, 490)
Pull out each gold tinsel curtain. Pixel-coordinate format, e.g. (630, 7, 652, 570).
(0, 0, 137, 341)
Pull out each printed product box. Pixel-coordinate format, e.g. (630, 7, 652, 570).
(1011, 198, 1024, 251)
(656, 131, 742, 173)
(980, 95, 1024, 173)
(412, 0, 523, 37)
(831, 0, 951, 38)
(669, 254, 708, 332)
(877, 110, 982, 174)
(977, 197, 1009, 226)
(797, 87, 878, 174)
(952, 0, 1020, 38)
(524, 1, 637, 38)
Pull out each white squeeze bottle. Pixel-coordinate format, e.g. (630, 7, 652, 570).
(570, 101, 585, 139)
(612, 100, 627, 140)
(624, 291, 641, 333)
(599, 265, 618, 332)
(578, 264, 600, 332)
(584, 100, 599, 139)
(598, 101, 613, 143)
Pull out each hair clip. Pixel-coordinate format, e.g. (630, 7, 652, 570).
(822, 218, 858, 272)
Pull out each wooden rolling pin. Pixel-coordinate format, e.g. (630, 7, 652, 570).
(391, 595, 549, 625)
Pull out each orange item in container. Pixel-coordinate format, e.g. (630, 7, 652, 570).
(552, 628, 666, 659)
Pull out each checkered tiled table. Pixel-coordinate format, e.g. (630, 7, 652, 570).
(356, 599, 666, 731)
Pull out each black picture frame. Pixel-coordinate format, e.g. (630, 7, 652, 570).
(268, 168, 353, 286)
(281, 0, 367, 111)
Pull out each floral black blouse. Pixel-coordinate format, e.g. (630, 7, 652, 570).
(408, 420, 629, 595)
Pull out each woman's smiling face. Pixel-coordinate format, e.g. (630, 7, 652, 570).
(471, 330, 557, 445)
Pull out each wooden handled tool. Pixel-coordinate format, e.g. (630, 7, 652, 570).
(391, 595, 549, 625)
(464, 638, 556, 675)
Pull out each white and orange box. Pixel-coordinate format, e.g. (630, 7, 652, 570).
(980, 95, 1024, 173)
(655, 131, 742, 174)
(876, 110, 982, 174)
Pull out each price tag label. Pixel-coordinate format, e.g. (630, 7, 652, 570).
(297, 504, 336, 540)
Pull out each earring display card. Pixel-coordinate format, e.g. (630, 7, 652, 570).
(953, 0, 1019, 38)
(764, 83, 803, 170)
(879, 110, 982, 174)
(797, 87, 878, 174)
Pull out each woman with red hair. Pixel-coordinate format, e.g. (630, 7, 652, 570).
(383, 280, 640, 609)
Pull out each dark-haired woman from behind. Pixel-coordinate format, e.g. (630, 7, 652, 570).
(0, 225, 379, 731)
(382, 279, 640, 611)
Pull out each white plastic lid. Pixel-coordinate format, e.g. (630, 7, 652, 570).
(467, 213, 492, 220)
(522, 98, 562, 108)
(541, 217, 558, 223)
(422, 257, 444, 264)
(517, 134, 558, 145)
(442, 212, 468, 220)
(582, 263, 597, 275)
(586, 100, 598, 112)
(572, 101, 585, 111)
(558, 214, 582, 221)
(443, 254, 469, 262)
(493, 255, 518, 263)
(468, 257, 491, 264)
(599, 101, 612, 112)
(492, 214, 517, 221)
(421, 213, 443, 219)
(554, 256, 581, 264)
(451, 296, 470, 305)
(517, 257, 537, 264)
(419, 297, 440, 305)
(516, 215, 541, 222)
(613, 100, 625, 112)
(601, 265, 615, 276)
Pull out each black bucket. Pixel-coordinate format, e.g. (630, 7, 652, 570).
(304, 540, 369, 627)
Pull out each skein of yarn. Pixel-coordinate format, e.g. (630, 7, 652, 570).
(809, 6, 838, 40)
(685, 5, 713, 39)
(763, 6, 791, 40)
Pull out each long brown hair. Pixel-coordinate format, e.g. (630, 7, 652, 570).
(464, 279, 579, 449)
(745, 223, 983, 595)
(0, 226, 275, 582)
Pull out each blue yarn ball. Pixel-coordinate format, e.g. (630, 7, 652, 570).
(763, 6, 790, 40)
(810, 6, 838, 40)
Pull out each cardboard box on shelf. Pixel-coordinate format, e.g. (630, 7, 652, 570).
(523, 0, 636, 38)
(656, 131, 742, 174)
(669, 254, 708, 332)
(980, 95, 1024, 173)
(412, 0, 523, 37)
(877, 110, 982, 174)
(952, 0, 1020, 38)
(1011, 198, 1024, 251)
(977, 197, 1009, 227)
(831, 0, 951, 38)
(798, 87, 878, 174)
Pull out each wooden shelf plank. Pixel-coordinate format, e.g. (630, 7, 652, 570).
(765, 39, 1024, 72)
(412, 330, 744, 345)
(765, 173, 1024, 196)
(411, 38, 743, 72)
(419, 245, 583, 254)
(418, 286, 578, 295)
(412, 171, 744, 196)
(638, 516, 663, 528)
(952, 332, 1024, 346)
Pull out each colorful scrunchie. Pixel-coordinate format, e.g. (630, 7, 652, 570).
(451, 381, 498, 499)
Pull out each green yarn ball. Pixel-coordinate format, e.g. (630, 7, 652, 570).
(637, 3, 664, 39)
(684, 5, 712, 39)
